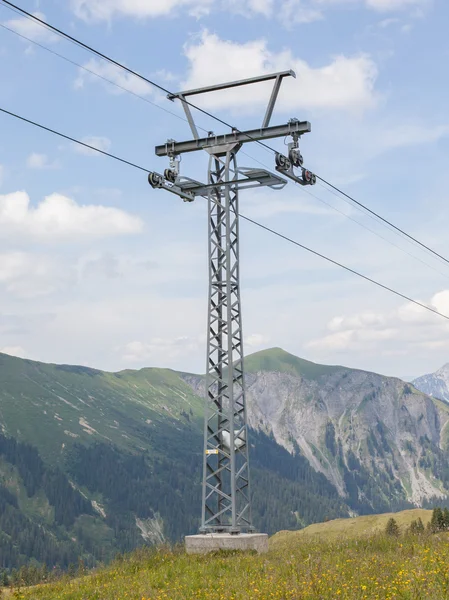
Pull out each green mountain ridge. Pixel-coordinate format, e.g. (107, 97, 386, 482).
(245, 347, 346, 379)
(0, 347, 448, 570)
(246, 346, 411, 382)
(0, 348, 350, 569)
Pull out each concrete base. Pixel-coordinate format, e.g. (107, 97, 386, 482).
(185, 533, 268, 554)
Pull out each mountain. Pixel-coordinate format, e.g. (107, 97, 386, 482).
(0, 350, 346, 569)
(186, 348, 449, 510)
(413, 363, 449, 403)
(1, 348, 449, 570)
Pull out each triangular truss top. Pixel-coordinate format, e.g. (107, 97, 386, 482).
(167, 70, 297, 139)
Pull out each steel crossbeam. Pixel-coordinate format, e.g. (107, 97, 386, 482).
(155, 121, 311, 156)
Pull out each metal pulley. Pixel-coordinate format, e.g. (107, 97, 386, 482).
(164, 168, 177, 184)
(275, 152, 291, 170)
(148, 171, 164, 188)
(302, 169, 316, 185)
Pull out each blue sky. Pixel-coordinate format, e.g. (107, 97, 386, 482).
(0, 0, 448, 379)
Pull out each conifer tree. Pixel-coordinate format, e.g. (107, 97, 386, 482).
(1, 571, 8, 587)
(442, 508, 449, 529)
(431, 507, 445, 532)
(409, 519, 425, 534)
(385, 517, 399, 537)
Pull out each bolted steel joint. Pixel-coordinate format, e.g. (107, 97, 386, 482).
(289, 147, 303, 168)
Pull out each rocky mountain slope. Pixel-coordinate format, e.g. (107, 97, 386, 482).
(184, 349, 449, 510)
(1, 348, 449, 568)
(413, 363, 449, 403)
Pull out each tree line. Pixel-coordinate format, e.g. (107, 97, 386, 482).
(385, 507, 449, 537)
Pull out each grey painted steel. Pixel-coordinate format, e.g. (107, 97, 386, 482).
(262, 74, 283, 128)
(185, 533, 269, 554)
(176, 168, 287, 196)
(155, 120, 311, 156)
(150, 70, 313, 538)
(167, 70, 295, 101)
(147, 167, 287, 204)
(201, 149, 253, 533)
(178, 94, 200, 140)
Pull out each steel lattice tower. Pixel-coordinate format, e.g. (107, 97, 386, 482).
(202, 150, 251, 532)
(149, 70, 315, 536)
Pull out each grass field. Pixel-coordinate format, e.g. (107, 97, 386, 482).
(11, 509, 449, 600)
(271, 508, 433, 545)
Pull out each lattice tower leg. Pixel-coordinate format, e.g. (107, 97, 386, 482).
(200, 150, 253, 534)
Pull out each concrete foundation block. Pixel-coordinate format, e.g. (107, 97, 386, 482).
(185, 533, 269, 554)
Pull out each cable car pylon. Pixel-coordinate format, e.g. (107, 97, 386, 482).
(149, 70, 315, 553)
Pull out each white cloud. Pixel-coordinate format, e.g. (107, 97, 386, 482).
(430, 290, 449, 318)
(2, 11, 59, 43)
(307, 290, 449, 352)
(278, 0, 324, 24)
(243, 188, 346, 219)
(71, 0, 275, 21)
(308, 326, 398, 351)
(26, 153, 59, 169)
(366, 0, 427, 11)
(121, 336, 204, 364)
(0, 346, 26, 358)
(74, 136, 112, 156)
(74, 58, 154, 97)
(245, 333, 270, 348)
(378, 17, 400, 26)
(379, 124, 449, 150)
(71, 0, 213, 21)
(70, 0, 426, 22)
(0, 252, 67, 298)
(227, 0, 274, 18)
(327, 311, 388, 332)
(78, 253, 123, 280)
(153, 69, 177, 83)
(310, 0, 428, 11)
(0, 191, 143, 240)
(181, 32, 378, 113)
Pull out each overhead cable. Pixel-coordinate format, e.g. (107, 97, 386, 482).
(0, 21, 208, 131)
(0, 0, 263, 145)
(1, 104, 448, 324)
(0, 107, 149, 172)
(315, 175, 449, 267)
(3, 16, 447, 280)
(2, 0, 448, 270)
(244, 153, 449, 281)
(240, 215, 449, 322)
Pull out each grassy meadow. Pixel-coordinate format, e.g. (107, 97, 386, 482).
(7, 508, 449, 600)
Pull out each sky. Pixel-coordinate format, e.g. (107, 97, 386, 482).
(0, 0, 448, 379)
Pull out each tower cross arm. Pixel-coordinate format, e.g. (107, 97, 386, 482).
(167, 70, 296, 137)
(155, 120, 311, 156)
